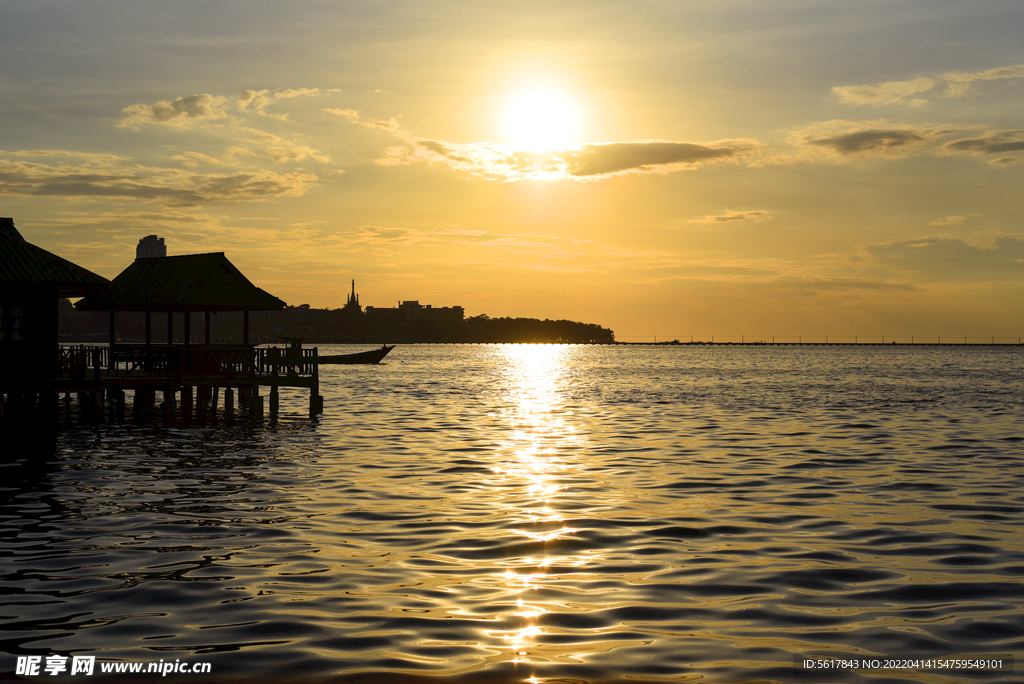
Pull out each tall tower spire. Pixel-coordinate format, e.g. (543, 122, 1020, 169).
(344, 279, 361, 312)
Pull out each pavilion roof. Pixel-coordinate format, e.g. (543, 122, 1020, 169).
(0, 218, 110, 297)
(75, 252, 286, 312)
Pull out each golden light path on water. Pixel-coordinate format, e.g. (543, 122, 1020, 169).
(483, 345, 591, 677)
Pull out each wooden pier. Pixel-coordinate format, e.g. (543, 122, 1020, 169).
(1, 342, 324, 423)
(2, 218, 323, 426)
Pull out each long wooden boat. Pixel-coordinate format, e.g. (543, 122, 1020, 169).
(317, 345, 395, 365)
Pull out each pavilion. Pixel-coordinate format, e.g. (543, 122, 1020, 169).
(75, 251, 286, 347)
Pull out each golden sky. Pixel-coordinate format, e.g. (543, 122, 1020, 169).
(2, 0, 1023, 340)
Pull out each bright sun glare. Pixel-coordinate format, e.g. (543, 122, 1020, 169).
(502, 90, 579, 152)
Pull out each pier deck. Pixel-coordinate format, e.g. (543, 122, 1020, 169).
(1, 343, 324, 421)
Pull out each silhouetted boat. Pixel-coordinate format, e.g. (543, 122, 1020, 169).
(317, 345, 395, 365)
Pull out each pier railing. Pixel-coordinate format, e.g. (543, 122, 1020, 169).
(256, 346, 318, 377)
(59, 345, 109, 380)
(57, 344, 317, 382)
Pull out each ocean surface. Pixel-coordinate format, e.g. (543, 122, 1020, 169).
(2, 344, 1023, 683)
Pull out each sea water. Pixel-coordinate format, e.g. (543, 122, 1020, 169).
(1, 344, 1022, 683)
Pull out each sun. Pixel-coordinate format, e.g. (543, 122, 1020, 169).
(502, 89, 580, 152)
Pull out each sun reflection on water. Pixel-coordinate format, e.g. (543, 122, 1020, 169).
(482, 344, 593, 675)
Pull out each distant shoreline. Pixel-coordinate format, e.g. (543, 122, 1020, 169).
(619, 340, 1023, 347)
(57, 338, 1023, 347)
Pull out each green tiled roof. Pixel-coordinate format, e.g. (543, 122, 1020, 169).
(0, 218, 110, 297)
(76, 252, 285, 312)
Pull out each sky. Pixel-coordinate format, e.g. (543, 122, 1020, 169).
(2, 0, 1023, 341)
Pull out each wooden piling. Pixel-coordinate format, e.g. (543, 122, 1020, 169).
(181, 386, 193, 421)
(269, 385, 279, 416)
(40, 392, 59, 418)
(309, 348, 323, 417)
(132, 389, 145, 418)
(77, 391, 93, 421)
(251, 392, 264, 420)
(163, 387, 175, 419)
(196, 386, 209, 420)
(112, 388, 125, 420)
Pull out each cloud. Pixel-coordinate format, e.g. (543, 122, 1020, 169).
(423, 139, 760, 180)
(769, 276, 914, 291)
(689, 210, 770, 224)
(118, 91, 333, 168)
(833, 78, 935, 106)
(868, 235, 1024, 282)
(328, 109, 761, 181)
(928, 214, 980, 226)
(231, 128, 331, 164)
(118, 94, 230, 128)
(330, 225, 591, 249)
(941, 130, 1024, 158)
(1, 149, 128, 165)
(940, 64, 1024, 97)
(558, 141, 757, 177)
(833, 64, 1024, 106)
(324, 108, 402, 133)
(120, 88, 332, 128)
(791, 120, 948, 158)
(171, 151, 227, 168)
(792, 122, 1022, 165)
(0, 154, 317, 206)
(239, 88, 327, 119)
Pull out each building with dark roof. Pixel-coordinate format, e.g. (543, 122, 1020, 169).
(1, 218, 109, 380)
(76, 251, 285, 345)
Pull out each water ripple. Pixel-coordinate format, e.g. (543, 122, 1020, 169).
(1, 344, 1022, 683)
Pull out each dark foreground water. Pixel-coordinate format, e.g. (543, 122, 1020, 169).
(2, 344, 1023, 683)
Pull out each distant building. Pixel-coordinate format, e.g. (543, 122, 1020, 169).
(340, 279, 362, 316)
(136, 235, 166, 259)
(365, 300, 464, 325)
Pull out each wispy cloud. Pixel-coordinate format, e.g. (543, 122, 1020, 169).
(868, 235, 1024, 282)
(324, 108, 403, 133)
(929, 214, 980, 226)
(0, 89, 345, 212)
(0, 155, 317, 206)
(1, 149, 129, 165)
(232, 128, 331, 164)
(327, 225, 593, 253)
(791, 120, 950, 159)
(833, 64, 1024, 106)
(239, 88, 330, 119)
(689, 210, 770, 224)
(940, 130, 1024, 165)
(833, 78, 936, 107)
(120, 88, 333, 128)
(118, 94, 231, 129)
